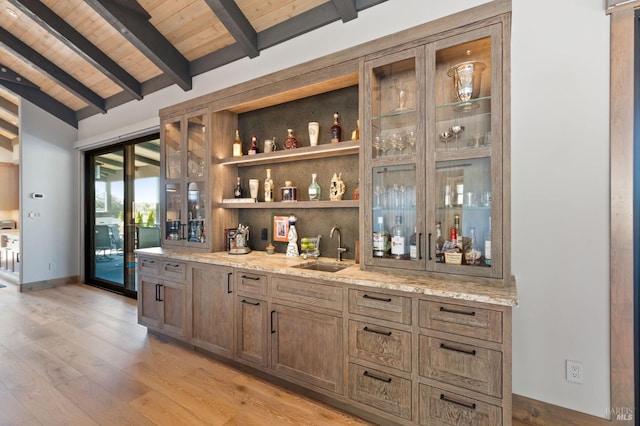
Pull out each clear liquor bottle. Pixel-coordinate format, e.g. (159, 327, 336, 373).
(391, 215, 406, 259)
(308, 173, 321, 201)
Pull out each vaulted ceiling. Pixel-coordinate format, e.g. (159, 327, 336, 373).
(0, 0, 388, 150)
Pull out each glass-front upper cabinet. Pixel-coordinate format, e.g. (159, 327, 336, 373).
(362, 23, 507, 280)
(362, 47, 427, 271)
(161, 110, 210, 250)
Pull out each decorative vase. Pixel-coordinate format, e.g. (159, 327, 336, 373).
(286, 214, 299, 256)
(308, 122, 319, 146)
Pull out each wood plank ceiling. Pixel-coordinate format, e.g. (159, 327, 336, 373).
(0, 0, 388, 151)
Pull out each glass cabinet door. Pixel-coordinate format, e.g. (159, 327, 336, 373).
(430, 26, 501, 278)
(161, 110, 210, 248)
(363, 47, 426, 270)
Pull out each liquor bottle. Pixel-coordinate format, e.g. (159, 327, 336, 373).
(330, 112, 342, 143)
(264, 168, 274, 202)
(391, 215, 406, 259)
(409, 227, 417, 260)
(484, 215, 492, 266)
(284, 128, 298, 149)
(308, 173, 321, 201)
(233, 130, 243, 157)
(234, 176, 243, 198)
(248, 135, 259, 154)
(454, 214, 462, 249)
(373, 216, 390, 257)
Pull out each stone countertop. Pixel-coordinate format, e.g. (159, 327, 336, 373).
(136, 248, 518, 307)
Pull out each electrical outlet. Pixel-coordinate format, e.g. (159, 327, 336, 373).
(566, 360, 583, 384)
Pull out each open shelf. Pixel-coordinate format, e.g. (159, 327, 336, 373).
(218, 140, 360, 167)
(219, 200, 359, 209)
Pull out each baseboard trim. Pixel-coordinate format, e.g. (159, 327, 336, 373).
(20, 275, 81, 292)
(513, 394, 611, 425)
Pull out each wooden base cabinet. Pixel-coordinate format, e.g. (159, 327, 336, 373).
(138, 256, 187, 338)
(191, 264, 234, 357)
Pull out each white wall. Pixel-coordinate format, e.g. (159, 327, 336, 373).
(20, 100, 79, 284)
(73, 0, 612, 418)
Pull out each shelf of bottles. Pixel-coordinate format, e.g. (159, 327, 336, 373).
(433, 35, 494, 272)
(372, 165, 417, 261)
(163, 113, 208, 245)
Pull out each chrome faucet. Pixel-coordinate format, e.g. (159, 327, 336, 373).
(330, 226, 347, 261)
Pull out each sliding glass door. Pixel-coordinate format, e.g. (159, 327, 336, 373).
(85, 134, 160, 296)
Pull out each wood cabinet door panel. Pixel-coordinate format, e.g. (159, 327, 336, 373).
(138, 277, 160, 328)
(272, 304, 343, 394)
(236, 296, 268, 368)
(160, 281, 186, 337)
(192, 265, 234, 357)
(348, 320, 411, 372)
(419, 335, 502, 398)
(419, 384, 501, 426)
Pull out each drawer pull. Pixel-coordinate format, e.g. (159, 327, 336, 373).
(439, 306, 476, 316)
(363, 370, 392, 383)
(440, 394, 477, 410)
(165, 263, 181, 269)
(157, 284, 164, 302)
(227, 272, 233, 294)
(241, 299, 260, 306)
(363, 326, 392, 336)
(242, 275, 261, 281)
(363, 294, 392, 302)
(143, 259, 155, 265)
(440, 343, 476, 356)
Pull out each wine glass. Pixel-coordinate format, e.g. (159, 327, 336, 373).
(372, 136, 383, 158)
(405, 130, 416, 153)
(449, 125, 465, 150)
(439, 131, 453, 151)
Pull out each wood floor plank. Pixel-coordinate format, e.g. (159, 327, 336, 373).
(56, 375, 156, 426)
(129, 390, 210, 426)
(0, 387, 39, 425)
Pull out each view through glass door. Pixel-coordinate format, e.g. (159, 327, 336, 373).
(86, 134, 160, 296)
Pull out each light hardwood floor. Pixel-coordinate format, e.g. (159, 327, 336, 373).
(0, 283, 532, 426)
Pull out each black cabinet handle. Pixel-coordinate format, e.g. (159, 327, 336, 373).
(165, 263, 181, 269)
(427, 232, 431, 260)
(440, 343, 476, 356)
(439, 306, 476, 316)
(363, 326, 392, 336)
(363, 294, 392, 302)
(157, 284, 164, 302)
(143, 259, 155, 265)
(242, 275, 260, 281)
(240, 299, 260, 306)
(419, 232, 423, 260)
(440, 394, 476, 410)
(271, 310, 276, 334)
(155, 283, 159, 301)
(227, 272, 233, 294)
(363, 370, 392, 383)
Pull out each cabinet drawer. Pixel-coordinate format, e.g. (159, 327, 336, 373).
(237, 271, 268, 296)
(271, 276, 342, 312)
(161, 261, 186, 282)
(139, 257, 159, 276)
(348, 289, 411, 325)
(348, 362, 412, 420)
(419, 335, 502, 398)
(419, 300, 502, 343)
(348, 320, 411, 372)
(419, 384, 502, 426)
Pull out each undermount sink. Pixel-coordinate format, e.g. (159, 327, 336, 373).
(292, 261, 350, 273)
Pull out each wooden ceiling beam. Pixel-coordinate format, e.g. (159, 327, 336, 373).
(0, 67, 77, 128)
(85, 0, 192, 91)
(0, 28, 106, 113)
(258, 0, 388, 50)
(0, 118, 18, 136)
(204, 0, 258, 58)
(332, 0, 358, 22)
(0, 134, 12, 152)
(7, 0, 142, 101)
(0, 97, 18, 117)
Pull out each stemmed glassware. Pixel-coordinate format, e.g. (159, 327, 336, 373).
(405, 130, 416, 153)
(449, 125, 465, 150)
